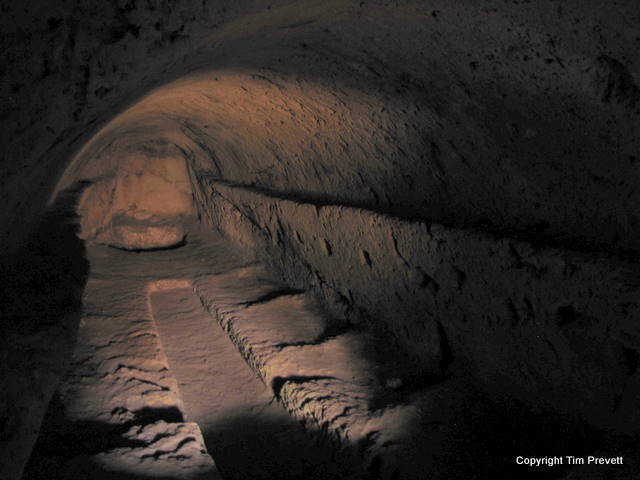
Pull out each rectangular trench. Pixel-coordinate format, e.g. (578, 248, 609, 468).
(149, 286, 347, 480)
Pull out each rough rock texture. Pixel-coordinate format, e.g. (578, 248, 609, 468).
(77, 150, 195, 249)
(193, 178, 640, 435)
(191, 264, 629, 479)
(3, 1, 640, 478)
(150, 286, 347, 480)
(3, 1, 640, 258)
(22, 227, 224, 480)
(24, 226, 350, 480)
(106, 214, 186, 251)
(75, 422, 217, 480)
(193, 265, 471, 479)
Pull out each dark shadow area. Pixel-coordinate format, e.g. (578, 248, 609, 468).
(27, 394, 152, 460)
(21, 382, 640, 480)
(0, 181, 91, 334)
(199, 410, 355, 480)
(22, 394, 188, 480)
(356, 381, 626, 480)
(446, 391, 601, 480)
(131, 406, 184, 425)
(24, 394, 352, 480)
(198, 381, 629, 480)
(0, 182, 91, 480)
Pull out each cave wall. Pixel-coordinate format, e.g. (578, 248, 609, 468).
(3, 0, 640, 259)
(0, 0, 260, 257)
(191, 174, 640, 434)
(77, 144, 195, 249)
(2, 1, 640, 478)
(0, 187, 88, 480)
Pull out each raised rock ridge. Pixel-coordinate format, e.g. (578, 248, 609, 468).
(194, 265, 470, 479)
(192, 176, 640, 435)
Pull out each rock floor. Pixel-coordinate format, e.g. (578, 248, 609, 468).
(22, 225, 638, 480)
(22, 227, 346, 480)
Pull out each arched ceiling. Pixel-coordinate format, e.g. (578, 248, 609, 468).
(2, 0, 640, 256)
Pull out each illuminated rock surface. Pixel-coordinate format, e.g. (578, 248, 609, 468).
(2, 1, 640, 479)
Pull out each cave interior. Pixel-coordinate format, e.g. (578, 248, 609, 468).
(1, 1, 640, 479)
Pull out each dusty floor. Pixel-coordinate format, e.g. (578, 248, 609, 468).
(23, 226, 347, 480)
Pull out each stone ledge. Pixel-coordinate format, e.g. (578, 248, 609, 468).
(193, 267, 473, 479)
